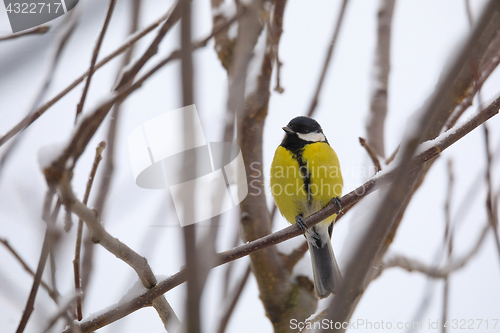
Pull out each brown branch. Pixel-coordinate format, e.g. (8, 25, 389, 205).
(283, 241, 309, 272)
(0, 238, 59, 302)
(71, 92, 500, 333)
(180, 0, 201, 332)
(75, 0, 117, 121)
(83, 0, 142, 305)
(444, 33, 500, 130)
(442, 159, 454, 333)
(381, 223, 490, 278)
(0, 16, 78, 181)
(483, 124, 500, 266)
(0, 25, 50, 41)
(359, 137, 382, 172)
(74, 141, 105, 321)
(0, 8, 173, 148)
(366, 0, 396, 158)
(16, 189, 57, 333)
(306, 0, 349, 117)
(216, 264, 252, 333)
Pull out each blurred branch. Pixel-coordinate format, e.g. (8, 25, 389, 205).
(75, 0, 117, 121)
(380, 223, 490, 278)
(73, 141, 105, 321)
(0, 15, 78, 181)
(321, 1, 500, 328)
(366, 0, 396, 158)
(282, 241, 309, 272)
(0, 238, 59, 302)
(445, 39, 500, 130)
(306, 0, 349, 117)
(0, 25, 50, 41)
(483, 125, 500, 266)
(56, 174, 180, 331)
(0, 8, 173, 148)
(180, 0, 201, 332)
(359, 137, 382, 172)
(84, 0, 142, 304)
(73, 92, 500, 333)
(216, 264, 252, 333)
(16, 189, 57, 333)
(442, 159, 454, 333)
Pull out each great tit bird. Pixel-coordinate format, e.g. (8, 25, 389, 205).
(270, 116, 343, 298)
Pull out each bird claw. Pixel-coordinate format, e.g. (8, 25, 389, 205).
(330, 196, 343, 214)
(295, 215, 307, 233)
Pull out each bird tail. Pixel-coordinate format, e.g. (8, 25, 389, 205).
(306, 224, 342, 298)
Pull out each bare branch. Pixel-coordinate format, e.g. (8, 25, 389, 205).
(483, 124, 500, 266)
(381, 223, 490, 278)
(0, 25, 50, 41)
(306, 0, 349, 117)
(16, 189, 57, 333)
(359, 137, 382, 172)
(216, 264, 252, 333)
(0, 16, 78, 181)
(75, 0, 117, 121)
(0, 238, 59, 302)
(366, 0, 396, 158)
(74, 141, 105, 321)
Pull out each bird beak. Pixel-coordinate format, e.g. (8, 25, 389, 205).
(282, 126, 294, 134)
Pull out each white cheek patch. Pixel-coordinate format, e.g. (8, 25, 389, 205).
(296, 132, 326, 142)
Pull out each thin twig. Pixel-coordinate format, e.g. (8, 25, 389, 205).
(71, 94, 500, 333)
(306, 0, 349, 116)
(16, 188, 57, 333)
(0, 8, 173, 147)
(359, 137, 382, 172)
(483, 125, 500, 267)
(0, 15, 78, 181)
(381, 223, 490, 278)
(0, 25, 50, 41)
(75, 0, 117, 122)
(74, 141, 106, 321)
(442, 159, 454, 333)
(0, 238, 59, 302)
(216, 265, 252, 333)
(82, 0, 142, 309)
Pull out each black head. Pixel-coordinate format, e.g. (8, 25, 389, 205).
(280, 116, 328, 153)
(283, 116, 323, 135)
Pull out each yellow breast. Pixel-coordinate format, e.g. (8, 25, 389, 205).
(270, 142, 343, 225)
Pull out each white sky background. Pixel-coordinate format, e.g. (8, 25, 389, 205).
(1, 0, 500, 332)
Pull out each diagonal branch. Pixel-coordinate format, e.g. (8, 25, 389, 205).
(75, 0, 117, 121)
(306, 0, 349, 116)
(0, 238, 59, 302)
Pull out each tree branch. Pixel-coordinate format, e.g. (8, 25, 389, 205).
(306, 0, 349, 117)
(0, 25, 50, 41)
(74, 141, 105, 321)
(366, 0, 396, 158)
(75, 0, 117, 121)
